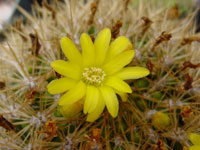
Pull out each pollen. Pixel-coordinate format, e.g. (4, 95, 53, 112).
(82, 67, 106, 86)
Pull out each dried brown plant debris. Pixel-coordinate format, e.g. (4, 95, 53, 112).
(36, 120, 58, 141)
(55, 72, 62, 79)
(88, 0, 98, 25)
(85, 137, 103, 150)
(13, 19, 27, 40)
(183, 73, 193, 90)
(151, 31, 172, 52)
(29, 33, 41, 56)
(24, 89, 37, 104)
(152, 139, 167, 150)
(84, 128, 103, 150)
(124, 0, 131, 10)
(181, 36, 200, 45)
(0, 81, 5, 90)
(0, 115, 15, 131)
(146, 59, 154, 75)
(141, 16, 153, 35)
(181, 61, 200, 71)
(14, 19, 22, 31)
(90, 34, 95, 42)
(91, 128, 101, 142)
(180, 106, 193, 119)
(42, 1, 56, 19)
(167, 3, 180, 19)
(44, 120, 58, 140)
(66, 33, 72, 40)
(111, 20, 123, 39)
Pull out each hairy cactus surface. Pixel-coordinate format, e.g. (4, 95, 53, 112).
(0, 0, 200, 149)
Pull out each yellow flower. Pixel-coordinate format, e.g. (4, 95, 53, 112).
(47, 28, 149, 122)
(188, 133, 200, 150)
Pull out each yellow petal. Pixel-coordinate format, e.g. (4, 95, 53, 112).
(80, 33, 95, 67)
(106, 36, 132, 60)
(189, 146, 200, 150)
(58, 100, 83, 118)
(58, 81, 86, 105)
(51, 60, 81, 79)
(94, 28, 111, 66)
(47, 77, 77, 94)
(100, 86, 119, 118)
(115, 67, 150, 80)
(102, 50, 135, 75)
(84, 86, 99, 114)
(115, 90, 128, 102)
(189, 133, 200, 145)
(104, 76, 132, 93)
(87, 95, 105, 122)
(61, 37, 82, 64)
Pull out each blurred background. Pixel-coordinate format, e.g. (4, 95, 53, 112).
(0, 0, 199, 31)
(0, 0, 42, 30)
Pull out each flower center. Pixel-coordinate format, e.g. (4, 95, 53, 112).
(82, 67, 106, 86)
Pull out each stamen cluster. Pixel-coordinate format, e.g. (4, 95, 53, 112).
(82, 67, 106, 86)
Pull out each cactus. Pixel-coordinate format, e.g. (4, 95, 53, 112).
(0, 0, 199, 149)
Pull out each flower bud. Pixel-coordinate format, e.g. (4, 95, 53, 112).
(188, 133, 200, 146)
(152, 112, 170, 129)
(189, 145, 200, 150)
(58, 100, 83, 118)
